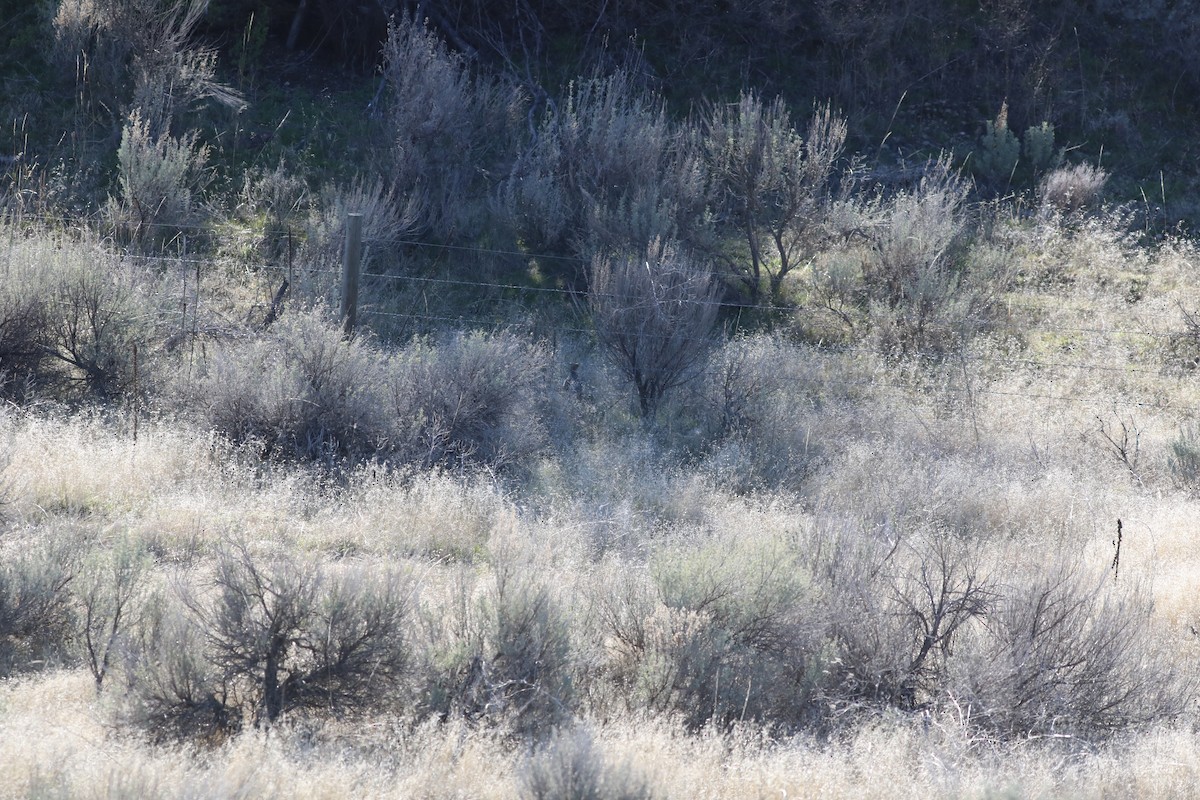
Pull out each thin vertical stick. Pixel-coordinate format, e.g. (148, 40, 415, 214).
(1111, 518, 1122, 581)
(131, 343, 139, 445)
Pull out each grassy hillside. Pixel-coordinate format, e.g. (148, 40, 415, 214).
(3, 2, 1200, 798)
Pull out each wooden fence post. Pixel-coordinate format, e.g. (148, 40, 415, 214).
(341, 212, 363, 336)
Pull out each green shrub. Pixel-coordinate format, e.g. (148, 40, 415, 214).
(1023, 121, 1059, 174)
(974, 102, 1020, 186)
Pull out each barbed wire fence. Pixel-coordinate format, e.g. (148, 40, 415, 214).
(6, 211, 1200, 420)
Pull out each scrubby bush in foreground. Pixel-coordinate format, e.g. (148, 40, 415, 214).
(125, 542, 414, 739)
(0, 224, 158, 403)
(187, 311, 550, 471)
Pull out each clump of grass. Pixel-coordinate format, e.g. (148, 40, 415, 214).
(1039, 163, 1109, 214)
(521, 726, 656, 800)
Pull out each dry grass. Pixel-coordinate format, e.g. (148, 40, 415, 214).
(2, 673, 1200, 799)
(3, 209, 1200, 795)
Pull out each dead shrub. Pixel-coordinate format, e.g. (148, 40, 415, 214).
(125, 542, 414, 738)
(949, 559, 1183, 736)
(589, 240, 719, 416)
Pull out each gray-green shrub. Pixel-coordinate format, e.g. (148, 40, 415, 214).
(187, 309, 394, 462)
(390, 330, 551, 472)
(123, 587, 235, 742)
(864, 159, 1012, 356)
(0, 534, 80, 676)
(79, 534, 149, 691)
(608, 531, 825, 729)
(0, 268, 49, 401)
(686, 334, 827, 492)
(948, 560, 1182, 735)
(44, 258, 152, 401)
(0, 225, 156, 403)
(382, 14, 519, 241)
(1168, 421, 1200, 492)
(109, 110, 210, 242)
(505, 69, 709, 276)
(53, 0, 241, 133)
(423, 567, 573, 734)
(295, 176, 421, 304)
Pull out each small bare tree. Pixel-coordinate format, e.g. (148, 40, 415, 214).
(589, 241, 719, 416)
(705, 93, 847, 303)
